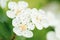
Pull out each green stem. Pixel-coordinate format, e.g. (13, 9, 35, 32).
(11, 34, 16, 40)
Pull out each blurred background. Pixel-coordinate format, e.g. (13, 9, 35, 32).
(0, 0, 60, 40)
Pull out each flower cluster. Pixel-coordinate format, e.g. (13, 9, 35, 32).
(6, 1, 59, 38)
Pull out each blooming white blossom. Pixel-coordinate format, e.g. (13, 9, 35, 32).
(12, 8, 35, 38)
(6, 1, 28, 19)
(13, 26, 33, 38)
(12, 18, 34, 38)
(47, 31, 60, 40)
(12, 9, 35, 30)
(31, 8, 49, 30)
(0, 0, 8, 8)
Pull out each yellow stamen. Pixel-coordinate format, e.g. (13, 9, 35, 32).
(16, 10, 21, 15)
(36, 16, 42, 22)
(20, 24, 27, 31)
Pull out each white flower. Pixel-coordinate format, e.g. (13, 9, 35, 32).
(0, 0, 8, 8)
(6, 1, 28, 19)
(12, 9, 35, 38)
(12, 18, 35, 31)
(31, 8, 49, 30)
(46, 31, 60, 40)
(14, 8, 32, 24)
(46, 11, 58, 26)
(6, 10, 16, 18)
(12, 18, 35, 30)
(13, 25, 33, 38)
(12, 8, 35, 30)
(39, 9, 49, 28)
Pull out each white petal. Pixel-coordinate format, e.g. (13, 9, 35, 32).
(8, 2, 17, 10)
(41, 20, 49, 28)
(27, 23, 35, 30)
(31, 8, 39, 24)
(43, 23, 49, 28)
(12, 18, 21, 27)
(13, 27, 22, 36)
(39, 9, 45, 15)
(22, 30, 33, 38)
(31, 18, 36, 24)
(17, 9, 31, 24)
(31, 8, 38, 14)
(23, 8, 31, 14)
(18, 1, 28, 10)
(35, 23, 43, 30)
(39, 9, 47, 19)
(6, 10, 15, 19)
(47, 31, 58, 40)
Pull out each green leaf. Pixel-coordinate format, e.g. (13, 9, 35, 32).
(0, 22, 13, 40)
(26, 27, 54, 40)
(0, 7, 10, 23)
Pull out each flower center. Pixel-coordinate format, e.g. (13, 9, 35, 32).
(20, 24, 27, 31)
(16, 10, 21, 16)
(36, 16, 42, 22)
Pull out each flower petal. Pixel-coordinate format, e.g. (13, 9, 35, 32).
(41, 20, 49, 28)
(35, 23, 43, 30)
(13, 27, 22, 36)
(8, 2, 17, 10)
(12, 18, 21, 27)
(39, 9, 45, 15)
(6, 10, 16, 19)
(18, 1, 28, 10)
(43, 23, 49, 28)
(22, 30, 33, 38)
(27, 23, 35, 30)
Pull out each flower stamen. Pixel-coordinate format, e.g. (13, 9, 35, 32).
(20, 24, 27, 31)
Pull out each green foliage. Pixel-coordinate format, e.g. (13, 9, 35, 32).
(26, 27, 54, 40)
(0, 7, 13, 40)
